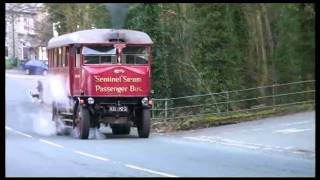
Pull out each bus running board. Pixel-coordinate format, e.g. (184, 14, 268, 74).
(60, 112, 73, 118)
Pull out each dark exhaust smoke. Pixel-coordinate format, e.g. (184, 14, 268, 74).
(106, 3, 129, 29)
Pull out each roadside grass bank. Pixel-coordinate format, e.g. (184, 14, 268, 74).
(151, 103, 314, 133)
(6, 58, 14, 69)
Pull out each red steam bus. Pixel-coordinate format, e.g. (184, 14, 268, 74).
(47, 29, 153, 139)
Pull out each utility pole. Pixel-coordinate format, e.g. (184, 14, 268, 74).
(11, 11, 15, 59)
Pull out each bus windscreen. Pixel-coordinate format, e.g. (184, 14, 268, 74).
(83, 46, 148, 65)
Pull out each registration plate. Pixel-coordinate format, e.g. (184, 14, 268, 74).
(109, 106, 128, 112)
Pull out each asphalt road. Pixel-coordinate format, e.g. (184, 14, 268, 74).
(5, 70, 315, 177)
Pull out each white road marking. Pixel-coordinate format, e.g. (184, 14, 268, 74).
(183, 136, 304, 153)
(73, 150, 109, 161)
(204, 136, 263, 146)
(5, 126, 13, 131)
(125, 164, 178, 177)
(201, 136, 222, 140)
(6, 73, 45, 80)
(283, 146, 293, 149)
(184, 136, 217, 143)
(293, 151, 305, 154)
(280, 121, 311, 126)
(12, 130, 33, 138)
(152, 133, 164, 136)
(185, 136, 259, 149)
(272, 149, 283, 152)
(7, 135, 313, 175)
(39, 139, 63, 148)
(274, 128, 312, 134)
(219, 141, 259, 149)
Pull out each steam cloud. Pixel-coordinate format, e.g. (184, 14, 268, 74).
(41, 75, 106, 139)
(27, 75, 69, 136)
(21, 74, 107, 139)
(32, 111, 56, 136)
(106, 3, 130, 29)
(47, 75, 69, 105)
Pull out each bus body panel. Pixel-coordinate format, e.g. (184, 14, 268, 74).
(81, 65, 150, 97)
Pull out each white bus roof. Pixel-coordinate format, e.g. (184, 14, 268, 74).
(47, 29, 153, 49)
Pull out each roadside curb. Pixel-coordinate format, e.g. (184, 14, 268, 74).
(6, 73, 46, 80)
(6, 68, 25, 74)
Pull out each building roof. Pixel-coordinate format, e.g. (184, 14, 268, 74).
(47, 29, 153, 49)
(5, 3, 43, 15)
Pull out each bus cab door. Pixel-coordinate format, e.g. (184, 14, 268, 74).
(72, 47, 81, 96)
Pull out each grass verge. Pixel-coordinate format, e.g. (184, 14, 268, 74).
(151, 103, 314, 133)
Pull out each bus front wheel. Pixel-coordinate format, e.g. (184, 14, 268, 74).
(75, 106, 90, 139)
(137, 108, 150, 138)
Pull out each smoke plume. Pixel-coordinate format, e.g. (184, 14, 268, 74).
(106, 3, 130, 29)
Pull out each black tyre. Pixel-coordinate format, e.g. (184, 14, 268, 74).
(75, 106, 90, 139)
(91, 114, 100, 128)
(52, 103, 68, 136)
(137, 108, 150, 138)
(122, 124, 131, 134)
(111, 124, 131, 135)
(111, 125, 121, 135)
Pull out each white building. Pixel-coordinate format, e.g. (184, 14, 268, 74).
(5, 3, 49, 61)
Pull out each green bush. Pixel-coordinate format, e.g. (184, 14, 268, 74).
(11, 57, 18, 66)
(5, 57, 13, 69)
(5, 57, 19, 69)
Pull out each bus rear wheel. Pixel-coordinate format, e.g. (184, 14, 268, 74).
(75, 106, 90, 139)
(137, 108, 150, 138)
(52, 102, 68, 136)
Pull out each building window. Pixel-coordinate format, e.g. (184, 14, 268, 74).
(23, 17, 34, 33)
(23, 47, 29, 60)
(29, 18, 34, 34)
(24, 17, 28, 31)
(5, 46, 8, 57)
(5, 20, 8, 34)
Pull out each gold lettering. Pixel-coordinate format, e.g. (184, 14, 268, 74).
(95, 85, 101, 91)
(94, 75, 121, 83)
(95, 85, 129, 93)
(130, 85, 142, 92)
(94, 75, 141, 83)
(94, 76, 100, 82)
(122, 76, 141, 83)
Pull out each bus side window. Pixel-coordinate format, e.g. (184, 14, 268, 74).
(58, 48, 62, 67)
(64, 47, 68, 67)
(49, 50, 52, 68)
(54, 48, 57, 68)
(61, 47, 65, 67)
(48, 50, 50, 68)
(50, 49, 53, 68)
(75, 48, 81, 67)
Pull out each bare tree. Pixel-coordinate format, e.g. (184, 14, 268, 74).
(6, 3, 52, 60)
